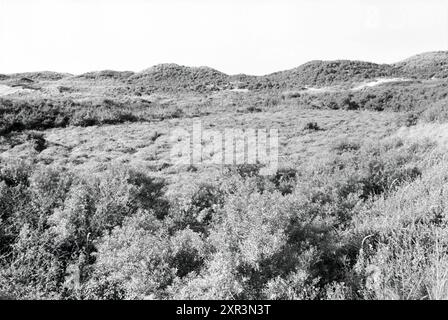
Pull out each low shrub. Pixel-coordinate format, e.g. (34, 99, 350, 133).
(303, 122, 321, 131)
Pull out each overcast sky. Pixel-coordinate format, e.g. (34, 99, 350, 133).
(0, 0, 447, 75)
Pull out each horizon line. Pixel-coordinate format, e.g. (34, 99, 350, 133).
(1, 50, 446, 78)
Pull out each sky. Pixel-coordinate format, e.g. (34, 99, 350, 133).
(0, 0, 447, 75)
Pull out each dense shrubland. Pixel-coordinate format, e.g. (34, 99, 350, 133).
(1, 135, 443, 300)
(3, 79, 448, 137)
(394, 51, 448, 79)
(127, 64, 230, 93)
(268, 60, 396, 88)
(0, 98, 139, 135)
(295, 81, 448, 114)
(0, 97, 194, 135)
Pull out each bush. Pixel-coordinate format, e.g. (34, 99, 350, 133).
(167, 182, 224, 233)
(350, 160, 448, 300)
(0, 225, 65, 299)
(332, 139, 361, 154)
(26, 132, 47, 152)
(420, 99, 448, 123)
(303, 122, 321, 131)
(84, 211, 175, 299)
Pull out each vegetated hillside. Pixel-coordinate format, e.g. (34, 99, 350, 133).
(265, 60, 398, 88)
(127, 63, 231, 93)
(394, 51, 448, 79)
(228, 73, 281, 90)
(76, 70, 135, 81)
(6, 71, 72, 81)
(2, 51, 447, 93)
(114, 59, 405, 92)
(299, 78, 448, 113)
(0, 95, 168, 135)
(1, 77, 43, 91)
(0, 72, 73, 93)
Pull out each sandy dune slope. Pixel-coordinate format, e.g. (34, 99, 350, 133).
(0, 84, 33, 96)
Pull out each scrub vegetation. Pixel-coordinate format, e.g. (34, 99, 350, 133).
(1, 51, 448, 300)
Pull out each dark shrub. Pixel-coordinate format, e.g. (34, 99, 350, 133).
(27, 132, 47, 152)
(303, 122, 321, 131)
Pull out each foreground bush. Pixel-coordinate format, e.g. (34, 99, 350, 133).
(351, 161, 448, 299)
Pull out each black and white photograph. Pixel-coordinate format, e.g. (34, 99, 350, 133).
(1, 0, 448, 306)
